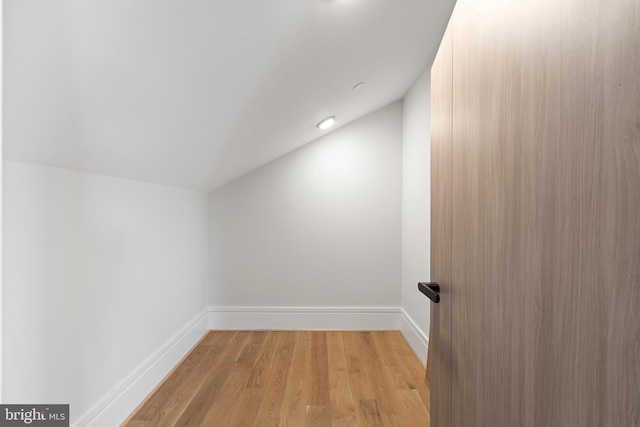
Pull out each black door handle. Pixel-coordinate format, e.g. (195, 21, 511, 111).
(418, 282, 440, 303)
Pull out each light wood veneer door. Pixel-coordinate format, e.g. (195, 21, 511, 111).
(430, 0, 640, 425)
(429, 18, 453, 427)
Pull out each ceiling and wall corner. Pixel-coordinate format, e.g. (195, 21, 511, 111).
(3, 0, 456, 191)
(209, 102, 403, 311)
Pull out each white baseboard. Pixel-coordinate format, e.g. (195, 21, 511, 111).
(208, 306, 401, 331)
(77, 310, 209, 427)
(399, 308, 429, 366)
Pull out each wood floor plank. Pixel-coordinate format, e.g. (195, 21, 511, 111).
(198, 363, 249, 426)
(306, 332, 330, 406)
(341, 332, 376, 399)
(396, 389, 430, 427)
(123, 331, 429, 427)
(253, 332, 296, 426)
(305, 405, 330, 427)
(172, 360, 232, 427)
(172, 332, 245, 427)
(378, 331, 431, 411)
(359, 332, 407, 427)
(246, 332, 282, 388)
(279, 331, 309, 427)
(227, 333, 283, 427)
(340, 331, 378, 426)
(226, 388, 264, 427)
(373, 332, 416, 389)
(358, 399, 384, 426)
(326, 331, 357, 426)
(127, 331, 240, 427)
(200, 332, 262, 426)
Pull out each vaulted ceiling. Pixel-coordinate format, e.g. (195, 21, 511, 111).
(4, 0, 455, 191)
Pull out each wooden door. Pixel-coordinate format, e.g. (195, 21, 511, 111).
(430, 0, 640, 426)
(429, 19, 453, 427)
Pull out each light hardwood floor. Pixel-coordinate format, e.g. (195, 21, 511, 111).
(123, 331, 430, 427)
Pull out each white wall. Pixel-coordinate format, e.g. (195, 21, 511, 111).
(401, 69, 431, 363)
(2, 161, 208, 425)
(209, 103, 402, 313)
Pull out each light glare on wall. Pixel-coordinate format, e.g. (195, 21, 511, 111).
(304, 137, 364, 197)
(316, 116, 336, 130)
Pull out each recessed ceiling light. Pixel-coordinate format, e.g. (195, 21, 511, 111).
(316, 116, 336, 130)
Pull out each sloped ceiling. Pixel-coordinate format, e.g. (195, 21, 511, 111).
(4, 0, 455, 191)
